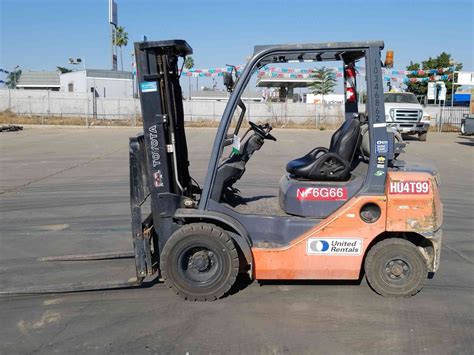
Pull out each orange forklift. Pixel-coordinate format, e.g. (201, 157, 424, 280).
(1, 40, 443, 301)
(129, 39, 443, 300)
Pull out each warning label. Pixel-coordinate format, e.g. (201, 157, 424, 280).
(296, 187, 347, 201)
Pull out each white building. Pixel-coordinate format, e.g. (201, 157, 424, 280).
(60, 69, 133, 98)
(17, 71, 60, 91)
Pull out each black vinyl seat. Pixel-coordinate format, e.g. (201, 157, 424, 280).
(286, 119, 361, 181)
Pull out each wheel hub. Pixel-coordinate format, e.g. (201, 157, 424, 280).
(188, 251, 213, 272)
(385, 259, 410, 279)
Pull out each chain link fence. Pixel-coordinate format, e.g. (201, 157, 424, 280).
(437, 106, 470, 132)
(1, 89, 469, 131)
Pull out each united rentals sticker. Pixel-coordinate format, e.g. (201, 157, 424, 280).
(389, 181, 430, 194)
(296, 187, 347, 201)
(307, 238, 362, 255)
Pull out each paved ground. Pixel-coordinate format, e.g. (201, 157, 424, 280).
(0, 127, 473, 354)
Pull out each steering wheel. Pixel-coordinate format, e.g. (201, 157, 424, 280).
(248, 121, 277, 141)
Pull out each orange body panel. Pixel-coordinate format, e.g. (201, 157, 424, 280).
(252, 195, 387, 280)
(386, 171, 442, 233)
(252, 171, 441, 280)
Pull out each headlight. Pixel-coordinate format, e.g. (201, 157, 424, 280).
(389, 109, 394, 119)
(422, 113, 431, 121)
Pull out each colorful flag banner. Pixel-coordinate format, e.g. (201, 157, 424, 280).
(178, 65, 454, 80)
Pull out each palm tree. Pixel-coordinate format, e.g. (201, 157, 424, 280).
(184, 56, 194, 98)
(113, 26, 129, 71)
(309, 67, 337, 103)
(6, 69, 22, 89)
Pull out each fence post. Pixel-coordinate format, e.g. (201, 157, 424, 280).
(439, 102, 445, 132)
(85, 95, 89, 128)
(190, 100, 193, 122)
(133, 99, 137, 126)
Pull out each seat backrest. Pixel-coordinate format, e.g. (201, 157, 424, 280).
(329, 119, 361, 161)
(329, 122, 344, 151)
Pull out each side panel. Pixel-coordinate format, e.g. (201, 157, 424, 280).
(386, 171, 442, 233)
(252, 195, 387, 280)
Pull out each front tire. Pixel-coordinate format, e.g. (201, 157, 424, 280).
(365, 238, 427, 297)
(460, 122, 466, 135)
(160, 223, 239, 301)
(418, 131, 428, 141)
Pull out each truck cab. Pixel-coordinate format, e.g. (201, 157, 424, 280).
(384, 92, 431, 141)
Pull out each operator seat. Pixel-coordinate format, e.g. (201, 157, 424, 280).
(286, 118, 361, 181)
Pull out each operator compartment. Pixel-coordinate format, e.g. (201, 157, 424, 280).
(279, 116, 365, 218)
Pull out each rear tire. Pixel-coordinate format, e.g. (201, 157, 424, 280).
(160, 223, 239, 301)
(365, 238, 427, 297)
(418, 132, 428, 141)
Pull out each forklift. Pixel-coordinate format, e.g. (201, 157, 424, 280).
(2, 40, 443, 300)
(127, 39, 443, 300)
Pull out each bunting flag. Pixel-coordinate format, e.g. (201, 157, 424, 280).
(178, 65, 454, 79)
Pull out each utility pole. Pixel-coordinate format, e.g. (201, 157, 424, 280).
(109, 0, 118, 70)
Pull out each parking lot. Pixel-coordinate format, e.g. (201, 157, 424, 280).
(1, 127, 473, 354)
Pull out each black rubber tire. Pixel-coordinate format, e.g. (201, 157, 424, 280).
(160, 223, 239, 301)
(365, 238, 427, 298)
(418, 132, 428, 141)
(460, 122, 466, 135)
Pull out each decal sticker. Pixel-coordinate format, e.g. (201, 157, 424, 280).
(375, 140, 389, 154)
(153, 171, 163, 187)
(149, 125, 161, 168)
(389, 181, 430, 194)
(296, 187, 347, 201)
(231, 134, 241, 155)
(374, 170, 385, 176)
(377, 156, 386, 164)
(307, 238, 362, 255)
(140, 81, 157, 93)
(377, 164, 385, 169)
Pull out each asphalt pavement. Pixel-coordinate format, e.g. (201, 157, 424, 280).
(0, 127, 473, 354)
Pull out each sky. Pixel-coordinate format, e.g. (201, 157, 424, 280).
(1, 0, 473, 76)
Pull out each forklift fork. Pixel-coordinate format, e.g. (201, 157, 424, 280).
(0, 137, 158, 296)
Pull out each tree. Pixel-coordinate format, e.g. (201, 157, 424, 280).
(309, 67, 337, 102)
(6, 69, 22, 89)
(405, 52, 463, 100)
(184, 56, 194, 98)
(113, 26, 129, 71)
(56, 66, 72, 74)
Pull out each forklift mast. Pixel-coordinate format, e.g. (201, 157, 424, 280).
(134, 40, 193, 199)
(130, 40, 195, 277)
